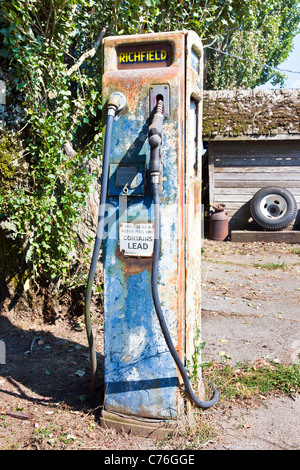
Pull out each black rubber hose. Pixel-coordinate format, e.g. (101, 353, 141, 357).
(151, 182, 219, 409)
(85, 112, 114, 391)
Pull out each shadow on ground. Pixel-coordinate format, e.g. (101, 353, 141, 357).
(0, 314, 104, 419)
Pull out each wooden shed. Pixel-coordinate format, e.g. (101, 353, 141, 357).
(202, 89, 300, 238)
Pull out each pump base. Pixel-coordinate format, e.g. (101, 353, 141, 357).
(100, 410, 176, 439)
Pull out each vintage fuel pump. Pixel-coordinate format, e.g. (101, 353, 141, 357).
(85, 31, 218, 437)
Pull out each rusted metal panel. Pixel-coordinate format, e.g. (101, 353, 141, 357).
(184, 32, 204, 410)
(101, 31, 203, 420)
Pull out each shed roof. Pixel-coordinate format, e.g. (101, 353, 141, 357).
(203, 89, 300, 141)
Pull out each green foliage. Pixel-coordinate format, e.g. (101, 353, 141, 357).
(0, 131, 21, 188)
(205, 0, 300, 89)
(0, 1, 100, 284)
(0, 0, 299, 287)
(187, 326, 209, 384)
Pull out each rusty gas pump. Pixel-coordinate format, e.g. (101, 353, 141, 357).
(85, 31, 218, 437)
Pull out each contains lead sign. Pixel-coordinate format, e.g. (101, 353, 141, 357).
(119, 222, 155, 257)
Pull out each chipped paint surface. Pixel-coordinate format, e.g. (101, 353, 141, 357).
(184, 32, 204, 409)
(102, 31, 203, 419)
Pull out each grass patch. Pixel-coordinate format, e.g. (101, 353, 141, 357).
(205, 360, 300, 401)
(157, 360, 299, 449)
(254, 256, 287, 270)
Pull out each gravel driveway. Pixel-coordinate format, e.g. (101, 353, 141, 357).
(200, 239, 300, 450)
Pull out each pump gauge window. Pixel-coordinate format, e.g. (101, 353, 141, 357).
(115, 166, 138, 188)
(108, 163, 146, 196)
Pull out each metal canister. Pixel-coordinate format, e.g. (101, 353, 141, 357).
(209, 204, 229, 241)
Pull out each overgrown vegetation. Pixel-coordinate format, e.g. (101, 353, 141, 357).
(204, 360, 300, 401)
(0, 131, 21, 188)
(0, 1, 102, 288)
(0, 0, 300, 293)
(159, 411, 218, 450)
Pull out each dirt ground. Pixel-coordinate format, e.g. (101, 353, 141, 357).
(0, 239, 299, 451)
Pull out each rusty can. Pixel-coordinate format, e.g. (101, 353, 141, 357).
(209, 204, 229, 241)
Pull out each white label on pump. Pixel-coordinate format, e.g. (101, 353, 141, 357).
(119, 222, 154, 257)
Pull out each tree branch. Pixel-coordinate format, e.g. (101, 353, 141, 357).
(49, 0, 57, 45)
(45, 3, 53, 36)
(66, 27, 107, 77)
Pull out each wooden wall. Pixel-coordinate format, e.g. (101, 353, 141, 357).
(208, 139, 300, 231)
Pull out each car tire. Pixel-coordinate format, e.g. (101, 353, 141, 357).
(250, 186, 297, 231)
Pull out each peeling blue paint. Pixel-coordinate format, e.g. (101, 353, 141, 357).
(102, 36, 186, 420)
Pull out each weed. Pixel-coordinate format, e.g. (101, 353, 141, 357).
(0, 416, 7, 428)
(254, 255, 287, 270)
(57, 433, 76, 446)
(186, 326, 207, 384)
(35, 426, 54, 439)
(158, 412, 218, 450)
(34, 424, 76, 449)
(205, 361, 300, 401)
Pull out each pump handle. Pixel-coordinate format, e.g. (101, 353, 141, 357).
(148, 99, 164, 179)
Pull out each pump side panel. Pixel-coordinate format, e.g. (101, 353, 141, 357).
(184, 31, 204, 405)
(102, 32, 186, 419)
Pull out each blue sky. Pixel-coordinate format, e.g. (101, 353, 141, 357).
(257, 34, 300, 89)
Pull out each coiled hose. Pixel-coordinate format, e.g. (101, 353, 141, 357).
(149, 102, 219, 410)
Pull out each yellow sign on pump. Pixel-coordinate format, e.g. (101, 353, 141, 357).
(117, 42, 172, 69)
(120, 49, 167, 64)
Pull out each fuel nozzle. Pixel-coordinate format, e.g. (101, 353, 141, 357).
(148, 98, 164, 186)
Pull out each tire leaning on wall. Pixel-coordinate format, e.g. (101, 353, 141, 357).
(250, 186, 297, 231)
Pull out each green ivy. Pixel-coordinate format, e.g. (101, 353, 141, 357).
(0, 0, 300, 288)
(0, 0, 101, 284)
(0, 131, 21, 188)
